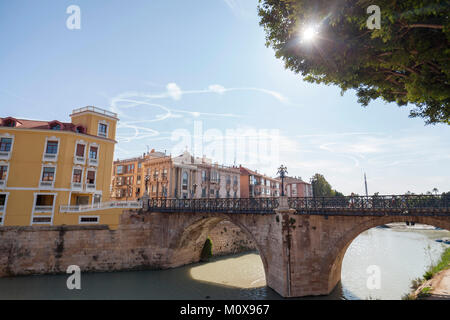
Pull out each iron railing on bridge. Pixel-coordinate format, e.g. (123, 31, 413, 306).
(147, 197, 279, 214)
(146, 195, 449, 215)
(288, 195, 448, 210)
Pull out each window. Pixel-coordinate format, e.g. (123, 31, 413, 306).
(182, 172, 188, 190)
(98, 123, 108, 137)
(0, 165, 7, 181)
(50, 124, 61, 130)
(80, 216, 99, 224)
(89, 146, 98, 159)
(86, 171, 96, 184)
(0, 138, 12, 152)
(93, 194, 101, 204)
(4, 120, 15, 127)
(0, 194, 6, 206)
(117, 166, 123, 174)
(72, 169, 82, 183)
(138, 163, 142, 169)
(202, 188, 206, 198)
(76, 144, 85, 157)
(202, 170, 207, 182)
(233, 176, 238, 185)
(75, 126, 85, 134)
(137, 175, 141, 184)
(226, 175, 231, 185)
(46, 141, 58, 154)
(34, 194, 54, 209)
(42, 167, 55, 181)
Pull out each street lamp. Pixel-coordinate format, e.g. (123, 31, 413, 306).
(144, 175, 150, 195)
(277, 165, 288, 197)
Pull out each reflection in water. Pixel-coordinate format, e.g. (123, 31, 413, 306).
(0, 227, 448, 300)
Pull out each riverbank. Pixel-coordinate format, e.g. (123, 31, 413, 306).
(404, 247, 450, 300)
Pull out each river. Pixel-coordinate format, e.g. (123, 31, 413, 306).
(0, 224, 448, 300)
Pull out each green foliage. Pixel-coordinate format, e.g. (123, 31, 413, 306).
(310, 173, 344, 197)
(258, 0, 450, 124)
(417, 286, 432, 298)
(200, 237, 213, 262)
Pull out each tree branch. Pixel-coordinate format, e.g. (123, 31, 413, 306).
(407, 24, 443, 30)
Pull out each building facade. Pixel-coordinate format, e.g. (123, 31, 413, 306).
(239, 166, 280, 198)
(0, 106, 134, 229)
(284, 176, 313, 197)
(112, 151, 240, 200)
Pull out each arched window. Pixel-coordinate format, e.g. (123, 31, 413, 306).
(49, 121, 63, 130)
(75, 126, 86, 134)
(2, 118, 17, 127)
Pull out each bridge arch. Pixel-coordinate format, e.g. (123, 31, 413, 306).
(166, 212, 270, 279)
(322, 216, 450, 294)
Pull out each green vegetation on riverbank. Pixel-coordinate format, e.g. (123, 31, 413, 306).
(402, 246, 450, 300)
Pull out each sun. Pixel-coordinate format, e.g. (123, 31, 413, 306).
(302, 25, 318, 42)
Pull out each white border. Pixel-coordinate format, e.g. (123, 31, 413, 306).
(0, 192, 9, 226)
(42, 136, 60, 162)
(88, 142, 100, 167)
(73, 139, 87, 165)
(79, 215, 100, 224)
(39, 163, 57, 189)
(0, 133, 14, 161)
(0, 162, 9, 189)
(30, 192, 57, 225)
(97, 120, 109, 139)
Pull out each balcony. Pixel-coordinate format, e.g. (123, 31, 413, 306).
(34, 205, 53, 213)
(71, 182, 83, 190)
(0, 151, 10, 160)
(74, 156, 85, 165)
(43, 153, 57, 162)
(60, 200, 142, 213)
(39, 181, 54, 189)
(86, 183, 96, 191)
(88, 158, 98, 167)
(72, 106, 118, 119)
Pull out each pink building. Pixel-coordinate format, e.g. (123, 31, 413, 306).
(284, 176, 313, 197)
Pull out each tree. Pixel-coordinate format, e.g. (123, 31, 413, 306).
(258, 0, 450, 124)
(310, 173, 343, 197)
(200, 237, 213, 262)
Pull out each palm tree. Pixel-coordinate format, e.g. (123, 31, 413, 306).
(432, 188, 439, 195)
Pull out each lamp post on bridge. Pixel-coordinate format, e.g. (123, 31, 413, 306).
(142, 174, 150, 210)
(277, 165, 288, 197)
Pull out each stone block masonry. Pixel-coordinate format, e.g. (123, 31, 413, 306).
(0, 206, 448, 298)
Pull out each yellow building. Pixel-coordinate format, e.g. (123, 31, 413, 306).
(0, 106, 139, 230)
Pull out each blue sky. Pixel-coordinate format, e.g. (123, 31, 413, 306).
(0, 0, 449, 195)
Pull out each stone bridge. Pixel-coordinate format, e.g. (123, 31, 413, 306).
(144, 195, 450, 297)
(0, 195, 448, 298)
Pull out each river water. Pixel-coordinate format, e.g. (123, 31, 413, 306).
(0, 224, 448, 300)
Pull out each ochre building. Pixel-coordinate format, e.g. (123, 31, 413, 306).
(0, 106, 137, 229)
